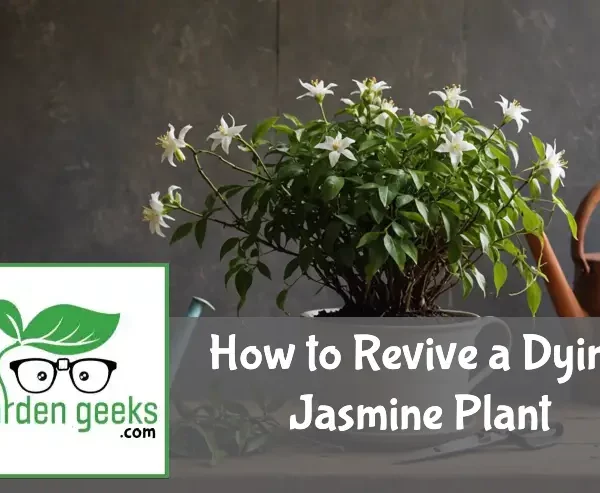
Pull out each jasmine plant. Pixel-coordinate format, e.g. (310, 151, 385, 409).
(145, 77, 575, 316)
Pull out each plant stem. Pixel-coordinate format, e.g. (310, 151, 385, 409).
(177, 206, 204, 218)
(319, 103, 328, 123)
(176, 204, 300, 258)
(195, 149, 268, 181)
(237, 137, 273, 180)
(192, 154, 241, 220)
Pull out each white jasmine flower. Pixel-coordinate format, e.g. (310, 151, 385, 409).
(297, 79, 337, 102)
(495, 95, 531, 133)
(434, 129, 476, 166)
(409, 108, 436, 128)
(167, 185, 182, 204)
(315, 132, 356, 167)
(142, 192, 175, 238)
(373, 99, 399, 127)
(429, 84, 473, 109)
(156, 124, 192, 167)
(207, 114, 246, 155)
(351, 77, 391, 97)
(541, 140, 567, 188)
(341, 98, 355, 106)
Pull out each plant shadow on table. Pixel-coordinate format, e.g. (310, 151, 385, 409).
(170, 379, 288, 466)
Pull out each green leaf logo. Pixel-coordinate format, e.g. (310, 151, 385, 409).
(0, 300, 23, 340)
(0, 301, 119, 356)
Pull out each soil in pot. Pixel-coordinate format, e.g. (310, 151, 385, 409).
(314, 304, 471, 318)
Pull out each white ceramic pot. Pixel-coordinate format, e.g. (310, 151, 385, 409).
(301, 308, 512, 434)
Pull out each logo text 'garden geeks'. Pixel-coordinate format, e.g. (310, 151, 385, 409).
(0, 300, 159, 435)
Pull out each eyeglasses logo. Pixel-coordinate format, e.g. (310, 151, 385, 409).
(10, 358, 117, 394)
(0, 300, 120, 401)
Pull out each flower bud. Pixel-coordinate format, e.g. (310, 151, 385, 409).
(175, 148, 186, 163)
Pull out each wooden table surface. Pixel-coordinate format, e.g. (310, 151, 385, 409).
(169, 402, 600, 492)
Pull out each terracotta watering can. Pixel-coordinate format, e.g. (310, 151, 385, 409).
(526, 182, 600, 318)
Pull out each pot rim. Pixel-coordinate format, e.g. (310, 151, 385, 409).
(300, 307, 484, 332)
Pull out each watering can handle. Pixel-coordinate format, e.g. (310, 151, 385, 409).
(572, 182, 600, 274)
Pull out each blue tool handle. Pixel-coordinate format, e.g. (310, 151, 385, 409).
(169, 297, 215, 387)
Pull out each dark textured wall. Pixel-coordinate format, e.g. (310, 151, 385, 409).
(2, 0, 600, 317)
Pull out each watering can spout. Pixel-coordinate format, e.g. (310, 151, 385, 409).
(169, 297, 216, 387)
(188, 297, 216, 317)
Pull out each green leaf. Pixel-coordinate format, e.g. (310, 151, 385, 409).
(195, 218, 208, 248)
(334, 214, 357, 226)
(400, 211, 425, 224)
(414, 200, 430, 226)
(497, 179, 513, 201)
(22, 304, 119, 355)
(424, 159, 452, 175)
(298, 247, 314, 272)
(408, 169, 426, 190)
(499, 238, 520, 257)
(507, 142, 519, 166)
(480, 231, 490, 253)
(241, 184, 262, 215)
(462, 272, 473, 298)
(407, 130, 432, 148)
(205, 194, 216, 210)
(400, 240, 418, 265)
(357, 183, 379, 190)
(471, 182, 480, 201)
(529, 178, 541, 199)
(395, 195, 414, 208)
(441, 211, 453, 241)
(522, 208, 543, 234)
(283, 258, 299, 279)
(257, 261, 271, 280)
(357, 232, 381, 248)
(235, 270, 253, 300)
(553, 196, 578, 239)
(365, 240, 388, 281)
(493, 262, 508, 296)
(278, 163, 304, 180)
(283, 113, 302, 127)
(472, 267, 486, 297)
(378, 186, 391, 207)
(384, 234, 406, 270)
(276, 289, 289, 311)
(370, 204, 385, 224)
(391, 222, 408, 238)
(252, 116, 279, 142)
(526, 280, 542, 316)
(476, 203, 492, 221)
(531, 134, 546, 159)
(220, 237, 240, 260)
(448, 238, 462, 264)
(170, 222, 193, 245)
(223, 400, 250, 417)
(359, 138, 383, 152)
(322, 176, 345, 201)
(272, 124, 294, 135)
(245, 434, 269, 454)
(489, 145, 510, 168)
(438, 199, 461, 214)
(0, 300, 22, 340)
(382, 169, 405, 177)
